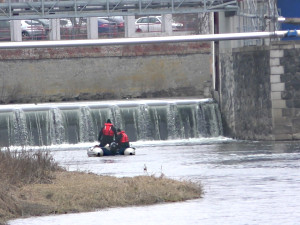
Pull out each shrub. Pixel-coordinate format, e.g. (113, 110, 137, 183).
(0, 149, 62, 185)
(0, 149, 62, 224)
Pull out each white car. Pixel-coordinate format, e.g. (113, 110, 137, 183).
(135, 16, 183, 32)
(21, 20, 45, 39)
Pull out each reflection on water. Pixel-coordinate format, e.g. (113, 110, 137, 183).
(9, 139, 300, 225)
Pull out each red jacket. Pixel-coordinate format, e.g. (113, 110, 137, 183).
(102, 123, 115, 137)
(118, 131, 129, 143)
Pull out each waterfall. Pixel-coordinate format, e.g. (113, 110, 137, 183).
(49, 108, 65, 145)
(0, 99, 223, 147)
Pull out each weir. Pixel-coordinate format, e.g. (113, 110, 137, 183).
(0, 99, 223, 147)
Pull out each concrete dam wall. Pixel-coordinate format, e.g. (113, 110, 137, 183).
(4, 38, 299, 142)
(0, 42, 212, 104)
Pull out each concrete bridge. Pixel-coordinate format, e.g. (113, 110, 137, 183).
(0, 0, 239, 41)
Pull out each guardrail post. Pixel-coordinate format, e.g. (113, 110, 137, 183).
(161, 14, 172, 35)
(87, 17, 98, 39)
(10, 20, 21, 42)
(49, 19, 60, 40)
(125, 15, 136, 38)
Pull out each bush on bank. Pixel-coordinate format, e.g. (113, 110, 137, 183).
(0, 150, 203, 225)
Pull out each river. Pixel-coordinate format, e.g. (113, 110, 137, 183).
(8, 138, 300, 225)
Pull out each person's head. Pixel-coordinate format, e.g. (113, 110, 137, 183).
(117, 128, 121, 132)
(106, 119, 111, 123)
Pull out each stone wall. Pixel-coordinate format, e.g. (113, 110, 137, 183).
(0, 42, 211, 104)
(270, 42, 300, 140)
(219, 46, 273, 140)
(219, 41, 300, 141)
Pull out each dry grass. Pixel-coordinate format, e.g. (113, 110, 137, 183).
(0, 150, 203, 225)
(0, 150, 61, 185)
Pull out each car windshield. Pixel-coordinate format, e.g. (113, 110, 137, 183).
(60, 19, 72, 26)
(149, 18, 160, 23)
(38, 19, 50, 25)
(111, 17, 124, 22)
(136, 18, 145, 23)
(24, 20, 42, 26)
(98, 18, 110, 24)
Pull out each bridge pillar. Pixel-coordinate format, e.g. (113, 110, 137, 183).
(125, 16, 136, 38)
(10, 20, 21, 42)
(49, 19, 60, 40)
(87, 17, 98, 39)
(161, 14, 172, 35)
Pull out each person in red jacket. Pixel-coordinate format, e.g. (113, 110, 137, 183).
(115, 128, 130, 154)
(98, 119, 117, 147)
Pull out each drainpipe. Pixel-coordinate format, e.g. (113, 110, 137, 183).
(278, 17, 300, 25)
(0, 30, 299, 49)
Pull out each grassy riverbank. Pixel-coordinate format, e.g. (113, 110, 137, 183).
(0, 150, 203, 225)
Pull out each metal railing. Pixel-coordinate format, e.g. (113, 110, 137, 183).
(0, 14, 209, 41)
(0, 0, 239, 20)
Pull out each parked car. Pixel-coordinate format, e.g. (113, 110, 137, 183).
(60, 18, 73, 29)
(37, 19, 50, 36)
(97, 18, 118, 36)
(21, 20, 45, 39)
(59, 18, 74, 38)
(75, 18, 88, 36)
(0, 21, 10, 41)
(135, 16, 183, 32)
(99, 16, 124, 32)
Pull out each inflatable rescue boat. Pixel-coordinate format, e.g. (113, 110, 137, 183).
(87, 142, 135, 157)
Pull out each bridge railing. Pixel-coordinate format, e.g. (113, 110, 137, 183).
(0, 13, 209, 41)
(0, 0, 239, 20)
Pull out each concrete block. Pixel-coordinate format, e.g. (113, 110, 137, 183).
(271, 99, 286, 109)
(270, 50, 284, 58)
(271, 83, 285, 92)
(282, 108, 295, 117)
(270, 66, 284, 75)
(273, 124, 292, 134)
(291, 118, 300, 132)
(286, 100, 300, 108)
(273, 116, 292, 125)
(273, 134, 293, 140)
(292, 133, 300, 140)
(283, 108, 300, 117)
(271, 92, 282, 100)
(271, 108, 282, 120)
(270, 58, 280, 66)
(271, 43, 293, 50)
(283, 45, 295, 50)
(270, 75, 281, 83)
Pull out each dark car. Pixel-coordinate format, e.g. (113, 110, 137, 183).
(97, 18, 118, 37)
(99, 16, 124, 32)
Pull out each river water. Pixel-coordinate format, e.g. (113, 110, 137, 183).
(9, 138, 300, 225)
